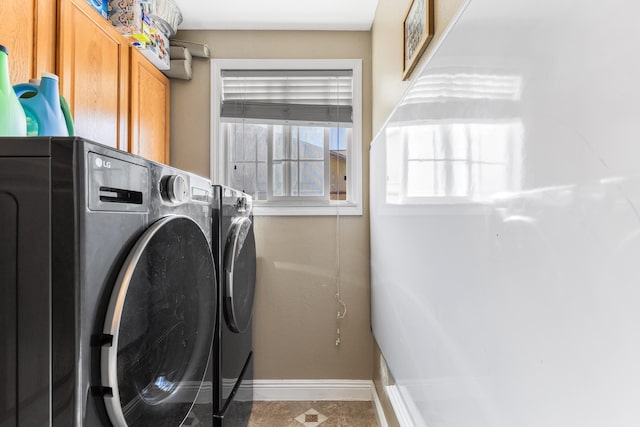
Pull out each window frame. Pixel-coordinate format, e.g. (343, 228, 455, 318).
(211, 59, 363, 216)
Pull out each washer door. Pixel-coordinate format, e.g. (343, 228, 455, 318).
(101, 216, 216, 427)
(223, 216, 256, 333)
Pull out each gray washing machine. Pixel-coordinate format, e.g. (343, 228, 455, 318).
(0, 137, 216, 426)
(211, 185, 256, 427)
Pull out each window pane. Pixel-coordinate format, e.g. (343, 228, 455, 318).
(257, 131, 268, 162)
(273, 125, 284, 160)
(299, 161, 324, 196)
(229, 162, 259, 195)
(257, 162, 267, 197)
(290, 162, 298, 196)
(329, 127, 347, 151)
(291, 126, 299, 160)
(242, 163, 257, 195)
(230, 124, 266, 161)
(330, 151, 346, 200)
(231, 123, 268, 162)
(243, 129, 257, 161)
(230, 124, 243, 161)
(272, 162, 284, 196)
(230, 163, 244, 191)
(298, 127, 324, 160)
(330, 127, 349, 200)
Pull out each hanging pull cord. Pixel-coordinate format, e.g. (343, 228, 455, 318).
(335, 289, 346, 346)
(335, 208, 345, 346)
(336, 293, 347, 319)
(335, 201, 346, 320)
(334, 119, 347, 346)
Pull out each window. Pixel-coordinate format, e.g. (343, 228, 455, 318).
(211, 59, 362, 216)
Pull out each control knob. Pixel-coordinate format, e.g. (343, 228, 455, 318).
(162, 174, 188, 204)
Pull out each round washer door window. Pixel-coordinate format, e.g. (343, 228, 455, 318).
(223, 216, 256, 333)
(101, 215, 216, 427)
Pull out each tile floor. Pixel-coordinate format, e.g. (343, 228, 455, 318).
(247, 401, 379, 427)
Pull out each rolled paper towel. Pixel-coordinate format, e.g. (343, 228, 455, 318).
(169, 39, 210, 58)
(163, 59, 192, 80)
(169, 46, 192, 62)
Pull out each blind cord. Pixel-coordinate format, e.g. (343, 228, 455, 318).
(335, 203, 347, 346)
(335, 101, 347, 346)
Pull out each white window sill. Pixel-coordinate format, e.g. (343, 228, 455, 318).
(252, 202, 362, 216)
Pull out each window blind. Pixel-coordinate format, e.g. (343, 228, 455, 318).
(220, 69, 353, 124)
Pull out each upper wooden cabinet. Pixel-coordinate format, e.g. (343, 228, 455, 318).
(0, 0, 56, 84)
(58, 0, 130, 151)
(130, 48, 170, 165)
(4, 0, 171, 163)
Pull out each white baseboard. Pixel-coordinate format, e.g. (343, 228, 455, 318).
(253, 379, 389, 426)
(385, 385, 415, 427)
(371, 384, 390, 427)
(253, 379, 373, 401)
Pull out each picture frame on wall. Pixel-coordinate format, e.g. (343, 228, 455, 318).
(402, 0, 434, 80)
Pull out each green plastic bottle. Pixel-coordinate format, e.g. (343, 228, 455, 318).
(0, 44, 27, 136)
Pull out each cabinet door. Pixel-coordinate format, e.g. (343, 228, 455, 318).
(129, 48, 170, 164)
(58, 0, 129, 151)
(0, 0, 56, 84)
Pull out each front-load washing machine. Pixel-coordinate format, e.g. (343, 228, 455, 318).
(211, 185, 256, 427)
(0, 137, 217, 426)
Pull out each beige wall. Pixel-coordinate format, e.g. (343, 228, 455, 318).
(371, 0, 466, 136)
(170, 30, 373, 379)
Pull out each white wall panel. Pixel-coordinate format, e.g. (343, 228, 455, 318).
(370, 0, 640, 425)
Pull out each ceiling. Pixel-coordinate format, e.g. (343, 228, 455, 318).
(173, 0, 380, 31)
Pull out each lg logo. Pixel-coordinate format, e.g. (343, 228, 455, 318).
(95, 157, 112, 169)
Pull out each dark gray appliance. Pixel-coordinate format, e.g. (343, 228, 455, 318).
(0, 137, 217, 426)
(211, 185, 256, 427)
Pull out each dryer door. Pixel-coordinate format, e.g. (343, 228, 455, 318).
(101, 215, 216, 427)
(223, 216, 256, 333)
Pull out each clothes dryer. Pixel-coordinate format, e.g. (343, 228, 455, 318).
(211, 185, 256, 427)
(0, 137, 216, 426)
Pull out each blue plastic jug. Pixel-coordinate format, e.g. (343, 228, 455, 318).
(14, 72, 74, 137)
(0, 44, 27, 136)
